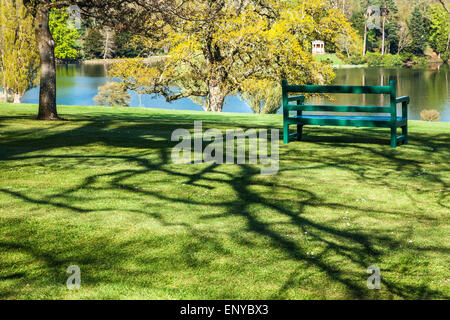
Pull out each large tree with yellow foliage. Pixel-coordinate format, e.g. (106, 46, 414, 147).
(111, 0, 359, 112)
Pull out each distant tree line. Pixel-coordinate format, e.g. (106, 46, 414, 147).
(48, 10, 163, 61)
(47, 0, 450, 64)
(328, 0, 450, 64)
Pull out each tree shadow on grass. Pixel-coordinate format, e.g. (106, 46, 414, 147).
(0, 113, 448, 299)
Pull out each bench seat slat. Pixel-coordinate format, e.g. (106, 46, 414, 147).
(291, 115, 404, 121)
(287, 115, 406, 128)
(286, 105, 391, 113)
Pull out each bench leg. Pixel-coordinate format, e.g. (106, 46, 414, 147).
(402, 125, 408, 145)
(297, 124, 303, 141)
(390, 127, 397, 148)
(283, 121, 289, 144)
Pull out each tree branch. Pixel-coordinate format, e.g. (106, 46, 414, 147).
(439, 0, 450, 13)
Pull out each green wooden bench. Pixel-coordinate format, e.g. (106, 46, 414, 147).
(282, 79, 410, 148)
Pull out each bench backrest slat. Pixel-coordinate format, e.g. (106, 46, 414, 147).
(284, 84, 392, 95)
(282, 79, 398, 114)
(285, 105, 391, 113)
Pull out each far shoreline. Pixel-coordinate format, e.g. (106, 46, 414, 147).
(80, 56, 169, 65)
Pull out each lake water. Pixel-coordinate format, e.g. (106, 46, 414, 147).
(22, 63, 450, 121)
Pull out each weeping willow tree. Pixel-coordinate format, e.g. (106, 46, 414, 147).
(110, 0, 359, 113)
(0, 0, 39, 103)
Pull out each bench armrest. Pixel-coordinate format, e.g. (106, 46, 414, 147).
(396, 96, 410, 104)
(288, 95, 306, 103)
(396, 96, 409, 120)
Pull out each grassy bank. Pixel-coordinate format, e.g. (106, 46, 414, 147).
(0, 104, 449, 299)
(314, 53, 345, 66)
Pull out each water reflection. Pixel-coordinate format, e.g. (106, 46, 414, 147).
(21, 63, 450, 121)
(317, 65, 450, 121)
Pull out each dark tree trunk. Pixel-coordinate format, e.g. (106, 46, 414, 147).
(36, 8, 60, 120)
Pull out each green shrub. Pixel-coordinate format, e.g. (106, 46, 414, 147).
(366, 52, 384, 66)
(400, 52, 415, 62)
(347, 54, 366, 65)
(399, 52, 430, 67)
(412, 56, 430, 67)
(440, 52, 450, 62)
(384, 54, 403, 67)
(366, 52, 403, 67)
(335, 52, 347, 63)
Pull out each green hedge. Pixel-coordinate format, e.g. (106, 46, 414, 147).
(366, 52, 403, 67)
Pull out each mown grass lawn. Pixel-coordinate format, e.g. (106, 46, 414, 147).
(0, 103, 449, 300)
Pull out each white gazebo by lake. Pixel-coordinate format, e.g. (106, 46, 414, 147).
(312, 40, 325, 55)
